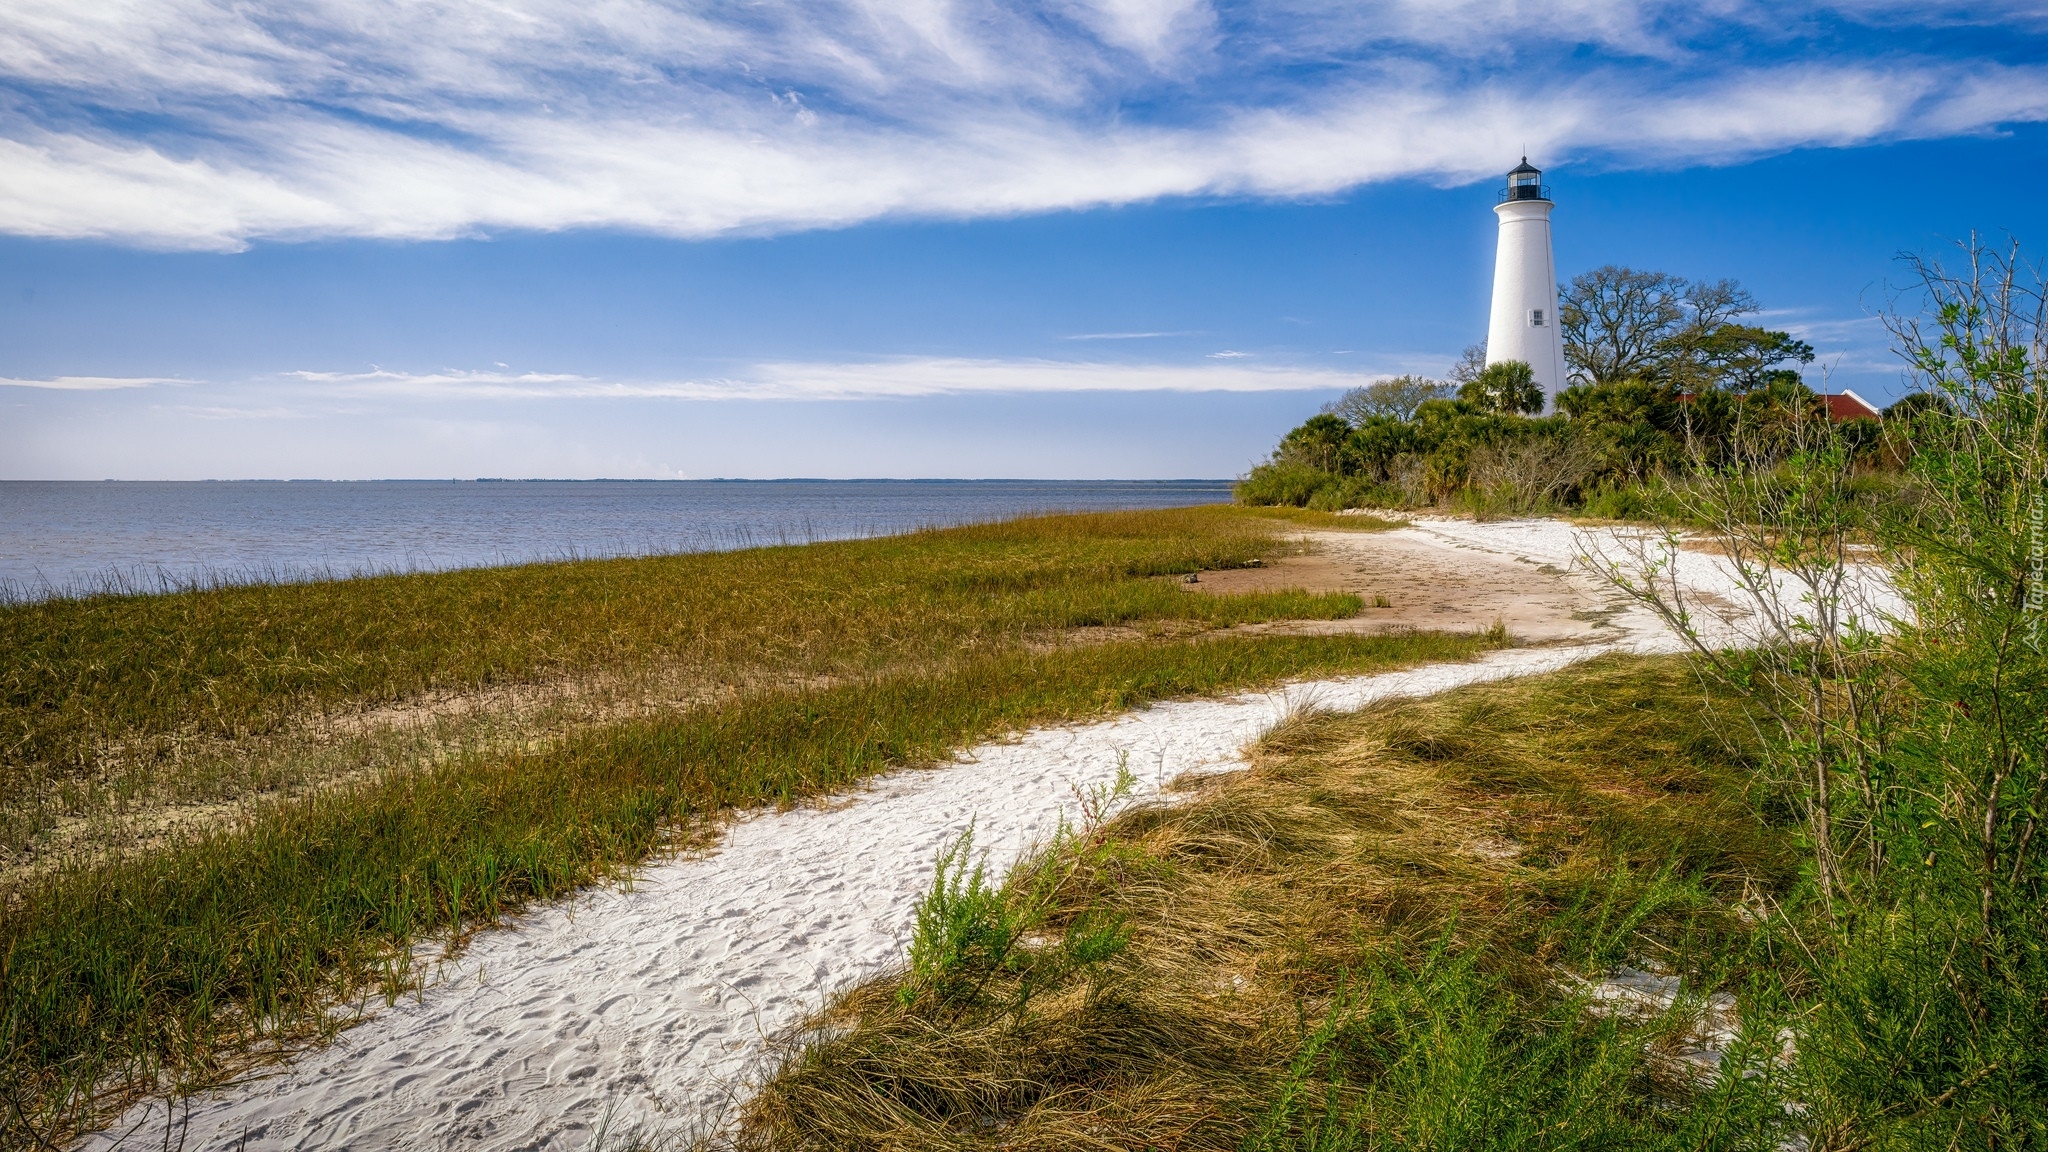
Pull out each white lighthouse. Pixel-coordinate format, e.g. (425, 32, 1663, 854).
(1485, 158, 1566, 407)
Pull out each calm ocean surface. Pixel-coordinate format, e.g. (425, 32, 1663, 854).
(0, 479, 1234, 600)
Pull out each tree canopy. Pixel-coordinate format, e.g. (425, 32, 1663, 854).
(1323, 375, 1454, 424)
(1559, 266, 1810, 392)
(1457, 360, 1544, 414)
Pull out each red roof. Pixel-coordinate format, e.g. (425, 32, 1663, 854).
(1820, 390, 1882, 423)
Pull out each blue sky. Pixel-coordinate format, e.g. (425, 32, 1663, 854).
(2, 0, 2044, 479)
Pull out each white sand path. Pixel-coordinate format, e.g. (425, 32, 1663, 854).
(86, 520, 1866, 1152)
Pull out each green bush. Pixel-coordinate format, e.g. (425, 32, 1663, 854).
(1234, 460, 1340, 507)
(1450, 481, 1549, 520)
(1584, 239, 2048, 1147)
(1576, 480, 1692, 522)
(1306, 476, 1401, 512)
(1456, 359, 1544, 414)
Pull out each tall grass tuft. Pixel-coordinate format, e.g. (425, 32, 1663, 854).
(898, 764, 1136, 1022)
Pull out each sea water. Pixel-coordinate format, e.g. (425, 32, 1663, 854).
(0, 479, 1233, 600)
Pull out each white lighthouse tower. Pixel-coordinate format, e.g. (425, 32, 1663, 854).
(1485, 158, 1566, 407)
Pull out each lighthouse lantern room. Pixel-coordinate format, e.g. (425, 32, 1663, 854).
(1485, 158, 1567, 406)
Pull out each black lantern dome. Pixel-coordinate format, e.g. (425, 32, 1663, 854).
(1500, 157, 1550, 203)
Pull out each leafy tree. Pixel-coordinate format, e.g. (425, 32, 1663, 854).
(1457, 360, 1544, 414)
(1342, 415, 1426, 479)
(1560, 267, 1690, 385)
(1684, 323, 1815, 394)
(1561, 266, 1759, 386)
(1555, 378, 1684, 480)
(1323, 375, 1453, 424)
(1882, 391, 1955, 420)
(1275, 413, 1350, 471)
(1677, 277, 1758, 333)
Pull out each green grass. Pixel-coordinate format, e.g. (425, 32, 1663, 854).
(0, 507, 1478, 1148)
(723, 655, 1806, 1151)
(1, 507, 1370, 789)
(1, 507, 1389, 854)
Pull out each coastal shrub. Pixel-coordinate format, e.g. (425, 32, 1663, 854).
(1584, 236, 2048, 1148)
(1451, 480, 1533, 520)
(1303, 475, 1394, 512)
(1234, 460, 1339, 508)
(1385, 453, 1431, 506)
(1457, 359, 1545, 414)
(1578, 479, 1690, 522)
(1421, 447, 1471, 503)
(1556, 378, 1687, 481)
(1349, 411, 1420, 462)
(1790, 239, 2048, 1147)
(1463, 432, 1599, 516)
(1274, 413, 1352, 472)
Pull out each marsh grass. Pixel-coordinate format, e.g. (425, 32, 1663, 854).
(0, 501, 1477, 1149)
(1, 508, 1389, 861)
(721, 655, 1804, 1151)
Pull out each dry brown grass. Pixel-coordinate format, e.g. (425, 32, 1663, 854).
(718, 655, 1799, 1151)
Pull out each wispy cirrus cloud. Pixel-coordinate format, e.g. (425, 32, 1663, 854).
(282, 358, 1382, 402)
(0, 375, 183, 390)
(0, 0, 2041, 249)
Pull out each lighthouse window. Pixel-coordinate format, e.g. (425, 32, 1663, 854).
(1529, 308, 1546, 327)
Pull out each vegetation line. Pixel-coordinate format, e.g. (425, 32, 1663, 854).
(1237, 264, 1908, 521)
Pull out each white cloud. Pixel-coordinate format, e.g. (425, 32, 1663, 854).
(1056, 0, 1215, 65)
(1774, 314, 1888, 345)
(281, 358, 1379, 401)
(180, 405, 313, 420)
(0, 374, 181, 390)
(740, 357, 1363, 396)
(0, 0, 2039, 248)
(1912, 64, 2048, 135)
